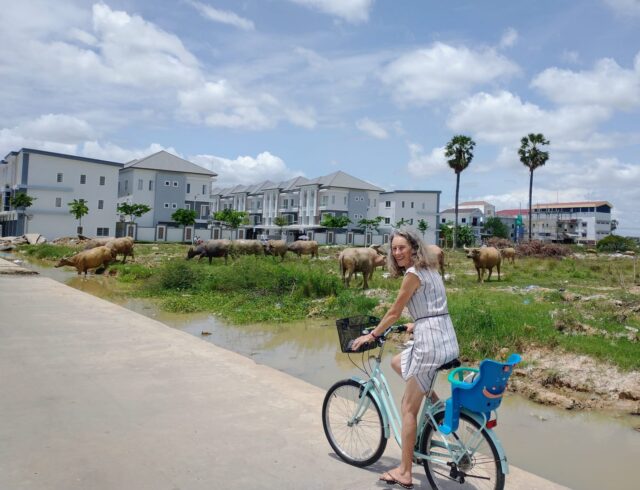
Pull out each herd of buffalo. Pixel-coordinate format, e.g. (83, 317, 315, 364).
(55, 236, 514, 288)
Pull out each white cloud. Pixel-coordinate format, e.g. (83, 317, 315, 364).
(406, 143, 447, 178)
(0, 128, 77, 158)
(81, 141, 178, 163)
(447, 91, 612, 149)
(603, 0, 640, 17)
(531, 54, 640, 110)
(356, 118, 388, 139)
(187, 1, 255, 30)
(380, 43, 519, 105)
(190, 152, 303, 186)
(287, 0, 373, 23)
(499, 28, 518, 49)
(561, 50, 581, 65)
(17, 114, 96, 144)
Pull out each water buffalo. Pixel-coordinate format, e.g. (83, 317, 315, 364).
(339, 247, 386, 289)
(465, 246, 501, 282)
(500, 247, 516, 265)
(231, 239, 264, 257)
(187, 239, 232, 264)
(105, 237, 135, 264)
(288, 240, 318, 258)
(55, 246, 116, 276)
(263, 240, 288, 261)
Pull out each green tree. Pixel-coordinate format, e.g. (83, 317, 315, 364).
(440, 221, 454, 248)
(213, 208, 248, 239)
(395, 218, 410, 228)
(519, 133, 550, 241)
(321, 214, 351, 244)
(483, 217, 509, 239)
(273, 216, 289, 239)
(358, 217, 383, 233)
(456, 225, 476, 247)
(9, 193, 36, 234)
(68, 198, 89, 233)
(445, 135, 476, 248)
(117, 202, 152, 224)
(596, 235, 638, 253)
(417, 219, 429, 238)
(172, 208, 197, 228)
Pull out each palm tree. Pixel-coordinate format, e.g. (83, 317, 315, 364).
(518, 133, 550, 241)
(445, 135, 475, 248)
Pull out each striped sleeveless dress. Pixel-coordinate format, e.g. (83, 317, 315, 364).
(400, 266, 460, 393)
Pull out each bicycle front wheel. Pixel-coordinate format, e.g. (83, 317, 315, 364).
(322, 379, 386, 467)
(420, 411, 505, 490)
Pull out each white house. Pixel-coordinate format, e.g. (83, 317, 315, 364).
(0, 148, 122, 240)
(378, 191, 441, 245)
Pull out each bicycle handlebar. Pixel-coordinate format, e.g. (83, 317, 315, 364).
(346, 324, 408, 352)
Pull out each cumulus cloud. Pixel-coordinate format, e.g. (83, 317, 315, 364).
(190, 152, 303, 186)
(81, 141, 179, 163)
(531, 54, 640, 110)
(447, 91, 612, 149)
(17, 114, 96, 144)
(380, 42, 519, 105)
(356, 118, 388, 139)
(603, 0, 640, 17)
(287, 0, 374, 23)
(499, 28, 518, 49)
(187, 1, 255, 30)
(406, 143, 447, 178)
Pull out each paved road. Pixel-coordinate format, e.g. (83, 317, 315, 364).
(0, 259, 569, 489)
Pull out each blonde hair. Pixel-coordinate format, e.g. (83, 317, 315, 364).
(387, 228, 438, 278)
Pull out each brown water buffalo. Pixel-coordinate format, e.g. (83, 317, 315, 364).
(465, 246, 501, 282)
(187, 239, 232, 264)
(263, 240, 288, 261)
(231, 239, 264, 257)
(106, 236, 135, 264)
(339, 247, 386, 289)
(55, 246, 116, 276)
(500, 247, 516, 265)
(288, 240, 318, 258)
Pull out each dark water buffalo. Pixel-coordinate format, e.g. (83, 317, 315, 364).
(288, 240, 318, 258)
(339, 247, 386, 289)
(465, 245, 501, 282)
(186, 239, 232, 264)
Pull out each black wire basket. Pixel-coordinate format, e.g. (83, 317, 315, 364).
(336, 316, 380, 353)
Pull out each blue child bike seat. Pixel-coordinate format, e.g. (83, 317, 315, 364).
(439, 353, 521, 435)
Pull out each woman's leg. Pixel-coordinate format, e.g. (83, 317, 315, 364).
(381, 377, 424, 486)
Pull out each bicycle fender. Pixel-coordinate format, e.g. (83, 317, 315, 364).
(461, 409, 509, 475)
(349, 376, 391, 439)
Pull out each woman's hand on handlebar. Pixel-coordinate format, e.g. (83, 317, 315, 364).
(350, 332, 375, 351)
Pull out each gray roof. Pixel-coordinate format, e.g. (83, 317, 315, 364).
(125, 150, 216, 177)
(305, 170, 384, 192)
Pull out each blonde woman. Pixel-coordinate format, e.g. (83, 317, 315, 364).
(351, 229, 459, 489)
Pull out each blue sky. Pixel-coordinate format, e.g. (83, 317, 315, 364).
(1, 0, 639, 234)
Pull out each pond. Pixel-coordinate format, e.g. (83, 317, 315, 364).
(8, 253, 639, 490)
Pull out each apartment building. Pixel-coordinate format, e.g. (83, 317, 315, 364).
(0, 148, 122, 239)
(378, 191, 440, 245)
(497, 201, 614, 244)
(117, 151, 217, 242)
(457, 200, 495, 218)
(440, 206, 485, 244)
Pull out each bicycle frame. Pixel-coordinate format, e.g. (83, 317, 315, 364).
(348, 341, 509, 475)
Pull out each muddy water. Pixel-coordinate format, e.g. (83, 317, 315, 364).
(10, 254, 640, 490)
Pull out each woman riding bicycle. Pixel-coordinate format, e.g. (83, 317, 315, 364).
(350, 229, 459, 489)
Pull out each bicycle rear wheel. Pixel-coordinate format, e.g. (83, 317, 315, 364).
(419, 411, 505, 490)
(322, 379, 386, 467)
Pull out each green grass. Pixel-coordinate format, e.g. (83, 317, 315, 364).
(18, 243, 81, 260)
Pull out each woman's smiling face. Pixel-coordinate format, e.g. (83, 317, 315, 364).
(391, 235, 412, 268)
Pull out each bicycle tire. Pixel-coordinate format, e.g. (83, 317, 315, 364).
(322, 379, 387, 467)
(419, 411, 505, 490)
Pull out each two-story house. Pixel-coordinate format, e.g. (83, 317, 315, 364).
(378, 190, 441, 245)
(1, 148, 122, 239)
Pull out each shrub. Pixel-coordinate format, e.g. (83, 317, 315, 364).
(155, 261, 204, 290)
(596, 235, 638, 253)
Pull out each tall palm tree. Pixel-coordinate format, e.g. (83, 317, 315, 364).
(518, 133, 550, 241)
(445, 135, 475, 248)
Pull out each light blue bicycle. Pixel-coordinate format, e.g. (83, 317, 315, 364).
(322, 316, 521, 490)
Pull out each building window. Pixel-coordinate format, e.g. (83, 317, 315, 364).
(149, 180, 153, 191)
(99, 176, 105, 185)
(201, 205, 209, 218)
(186, 203, 191, 210)
(422, 203, 425, 209)
(138, 179, 143, 190)
(165, 181, 170, 186)
(202, 185, 206, 194)
(173, 181, 178, 187)
(402, 201, 405, 208)
(187, 183, 191, 193)
(164, 203, 169, 208)
(384, 217, 391, 224)
(343, 196, 347, 205)
(385, 201, 391, 208)
(172, 203, 177, 209)
(96, 227, 109, 236)
(80, 175, 86, 184)
(124, 180, 128, 191)
(55, 197, 62, 207)
(57, 173, 63, 183)
(98, 200, 104, 210)
(461, 218, 466, 223)
(411, 202, 414, 209)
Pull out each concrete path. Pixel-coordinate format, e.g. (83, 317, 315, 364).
(0, 261, 569, 489)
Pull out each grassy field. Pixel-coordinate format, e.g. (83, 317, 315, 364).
(17, 242, 640, 371)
